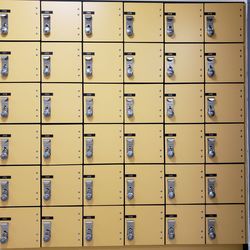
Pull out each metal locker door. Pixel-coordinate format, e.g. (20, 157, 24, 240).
(83, 2, 123, 41)
(0, 83, 40, 123)
(83, 206, 123, 246)
(83, 165, 123, 206)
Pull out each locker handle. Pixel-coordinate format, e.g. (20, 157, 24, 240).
(127, 179, 134, 200)
(85, 97, 93, 117)
(0, 139, 8, 160)
(85, 221, 93, 241)
(166, 57, 175, 77)
(208, 218, 216, 240)
(43, 221, 51, 242)
(126, 15, 134, 37)
(0, 14, 8, 35)
(85, 14, 92, 36)
(43, 97, 51, 118)
(0, 222, 8, 244)
(85, 179, 93, 201)
(206, 16, 214, 37)
(126, 98, 134, 118)
(166, 16, 174, 37)
(1, 56, 8, 77)
(167, 179, 175, 199)
(167, 138, 175, 158)
(126, 56, 134, 78)
(127, 220, 134, 241)
(207, 138, 216, 158)
(208, 178, 216, 199)
(166, 98, 175, 118)
(43, 180, 51, 201)
(86, 138, 93, 158)
(207, 57, 215, 78)
(85, 56, 93, 77)
(1, 97, 8, 118)
(43, 139, 51, 159)
(167, 219, 175, 240)
(0, 180, 8, 202)
(43, 15, 51, 36)
(126, 138, 134, 158)
(43, 56, 51, 77)
(207, 97, 215, 117)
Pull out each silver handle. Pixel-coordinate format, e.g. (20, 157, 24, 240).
(167, 219, 175, 240)
(1, 97, 8, 118)
(207, 56, 215, 78)
(166, 16, 174, 37)
(43, 15, 51, 36)
(126, 98, 134, 118)
(167, 138, 175, 158)
(43, 97, 51, 117)
(0, 14, 8, 35)
(127, 179, 134, 200)
(43, 56, 51, 77)
(43, 139, 51, 159)
(127, 220, 134, 241)
(85, 97, 93, 117)
(0, 222, 8, 244)
(1, 56, 8, 77)
(0, 180, 8, 201)
(207, 138, 216, 158)
(166, 57, 175, 77)
(0, 139, 8, 160)
(206, 16, 214, 37)
(208, 218, 216, 240)
(43, 221, 51, 242)
(43, 180, 51, 201)
(166, 98, 175, 118)
(85, 179, 93, 201)
(167, 179, 175, 199)
(126, 15, 134, 37)
(126, 56, 134, 78)
(85, 14, 92, 36)
(207, 97, 215, 117)
(86, 138, 93, 158)
(126, 138, 134, 158)
(85, 56, 93, 77)
(85, 221, 93, 241)
(208, 178, 216, 199)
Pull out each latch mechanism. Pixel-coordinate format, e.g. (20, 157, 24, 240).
(1, 56, 8, 77)
(208, 178, 216, 199)
(126, 16, 134, 37)
(208, 218, 216, 240)
(207, 97, 215, 117)
(85, 179, 93, 201)
(43, 180, 51, 201)
(0, 14, 8, 35)
(126, 98, 134, 118)
(1, 97, 8, 118)
(207, 138, 216, 158)
(166, 98, 175, 118)
(43, 56, 51, 77)
(166, 16, 174, 37)
(0, 180, 8, 201)
(207, 57, 215, 78)
(43, 221, 51, 242)
(127, 220, 134, 241)
(167, 219, 175, 240)
(0, 139, 8, 160)
(126, 138, 134, 158)
(0, 222, 8, 244)
(86, 138, 93, 158)
(85, 221, 93, 241)
(43, 97, 51, 117)
(85, 56, 93, 77)
(126, 56, 134, 78)
(43, 139, 51, 159)
(166, 57, 175, 77)
(127, 179, 134, 200)
(167, 138, 175, 158)
(206, 16, 214, 37)
(85, 14, 92, 36)
(86, 97, 93, 117)
(43, 15, 51, 36)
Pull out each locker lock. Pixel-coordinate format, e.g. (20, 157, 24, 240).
(207, 97, 215, 117)
(126, 15, 134, 37)
(208, 219, 216, 240)
(126, 138, 134, 158)
(43, 56, 51, 77)
(86, 138, 93, 158)
(43, 221, 51, 242)
(127, 220, 134, 241)
(166, 98, 175, 118)
(0, 222, 8, 244)
(127, 179, 134, 200)
(85, 179, 93, 201)
(0, 14, 8, 35)
(207, 138, 216, 158)
(1, 97, 9, 118)
(167, 179, 175, 199)
(85, 14, 92, 36)
(86, 97, 93, 117)
(43, 15, 51, 36)
(43, 180, 51, 201)
(126, 98, 134, 118)
(208, 178, 216, 199)
(1, 56, 9, 77)
(43, 139, 51, 159)
(167, 219, 175, 240)
(166, 16, 174, 37)
(166, 57, 175, 77)
(85, 221, 93, 241)
(43, 97, 51, 118)
(126, 56, 134, 78)
(0, 139, 8, 160)
(167, 138, 175, 158)
(0, 180, 9, 202)
(206, 16, 215, 37)
(85, 56, 93, 77)
(207, 57, 215, 78)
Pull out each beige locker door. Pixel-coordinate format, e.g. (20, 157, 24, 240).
(41, 2, 81, 41)
(206, 205, 245, 244)
(83, 2, 123, 41)
(42, 207, 82, 247)
(0, 125, 40, 165)
(83, 206, 123, 246)
(83, 165, 123, 205)
(166, 205, 205, 244)
(0, 207, 40, 249)
(165, 165, 204, 204)
(0, 42, 40, 82)
(42, 83, 82, 123)
(42, 165, 82, 206)
(125, 165, 164, 205)
(0, 166, 39, 207)
(42, 125, 82, 165)
(0, 83, 40, 123)
(0, 1, 40, 40)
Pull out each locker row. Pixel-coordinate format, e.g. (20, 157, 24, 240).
(0, 164, 245, 206)
(0, 43, 245, 83)
(0, 2, 245, 43)
(0, 205, 246, 248)
(0, 83, 244, 124)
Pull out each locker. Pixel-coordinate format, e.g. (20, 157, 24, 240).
(84, 84, 123, 123)
(42, 165, 82, 206)
(83, 165, 123, 206)
(166, 205, 205, 244)
(42, 207, 82, 247)
(165, 44, 204, 83)
(0, 125, 40, 165)
(42, 43, 82, 83)
(124, 43, 163, 83)
(0, 42, 39, 82)
(42, 83, 82, 123)
(205, 84, 244, 123)
(125, 205, 164, 245)
(165, 165, 204, 204)
(84, 124, 123, 164)
(83, 206, 123, 246)
(165, 124, 204, 164)
(205, 124, 244, 163)
(125, 165, 164, 205)
(83, 43, 123, 83)
(205, 44, 244, 83)
(124, 84, 163, 123)
(206, 205, 245, 244)
(164, 4, 203, 42)
(125, 124, 163, 164)
(124, 3, 163, 42)
(83, 2, 123, 41)
(0, 1, 39, 40)
(41, 2, 81, 41)
(165, 84, 204, 123)
(205, 3, 244, 42)
(0, 166, 40, 207)
(0, 207, 40, 248)
(42, 125, 82, 165)
(0, 83, 40, 123)
(206, 164, 245, 203)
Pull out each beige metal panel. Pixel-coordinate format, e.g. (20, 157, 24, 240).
(0, 125, 40, 165)
(125, 205, 164, 246)
(165, 124, 204, 164)
(205, 44, 244, 83)
(42, 43, 82, 83)
(165, 84, 204, 123)
(42, 165, 82, 206)
(83, 2, 123, 41)
(205, 3, 244, 42)
(166, 205, 205, 244)
(124, 84, 163, 123)
(83, 43, 123, 83)
(41, 2, 81, 41)
(206, 204, 245, 244)
(83, 206, 123, 247)
(42, 207, 82, 247)
(0, 42, 40, 82)
(0, 1, 39, 40)
(205, 124, 244, 163)
(0, 207, 40, 249)
(124, 3, 163, 42)
(206, 164, 245, 204)
(0, 166, 39, 207)
(84, 84, 123, 123)
(42, 125, 82, 165)
(0, 83, 39, 123)
(125, 124, 163, 164)
(164, 4, 203, 42)
(42, 83, 82, 123)
(124, 43, 163, 83)
(205, 83, 244, 123)
(165, 44, 204, 83)
(83, 165, 123, 205)
(84, 124, 123, 164)
(125, 165, 164, 205)
(165, 165, 204, 204)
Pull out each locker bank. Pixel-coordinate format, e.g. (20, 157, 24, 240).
(0, 0, 249, 250)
